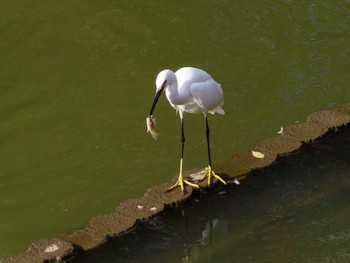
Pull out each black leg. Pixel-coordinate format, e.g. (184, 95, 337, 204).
(181, 117, 185, 159)
(201, 116, 227, 187)
(166, 116, 200, 193)
(206, 116, 212, 166)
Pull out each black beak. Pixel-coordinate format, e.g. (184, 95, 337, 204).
(149, 87, 164, 116)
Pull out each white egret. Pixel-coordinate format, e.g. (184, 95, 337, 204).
(148, 67, 227, 193)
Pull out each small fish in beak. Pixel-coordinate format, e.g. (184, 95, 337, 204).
(146, 115, 158, 140)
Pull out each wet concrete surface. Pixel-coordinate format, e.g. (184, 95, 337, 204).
(1, 103, 350, 263)
(0, 239, 73, 263)
(69, 125, 350, 263)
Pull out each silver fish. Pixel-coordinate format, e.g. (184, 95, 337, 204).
(146, 115, 158, 140)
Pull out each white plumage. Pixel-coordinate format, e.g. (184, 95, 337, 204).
(148, 67, 227, 193)
(156, 67, 225, 117)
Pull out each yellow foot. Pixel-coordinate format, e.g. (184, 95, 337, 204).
(200, 165, 227, 187)
(166, 175, 199, 193)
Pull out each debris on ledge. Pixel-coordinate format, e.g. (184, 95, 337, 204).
(0, 239, 73, 263)
(2, 103, 350, 263)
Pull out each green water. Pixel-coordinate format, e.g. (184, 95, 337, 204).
(1, 0, 350, 258)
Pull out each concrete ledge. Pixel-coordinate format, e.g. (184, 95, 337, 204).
(0, 239, 73, 263)
(2, 103, 350, 263)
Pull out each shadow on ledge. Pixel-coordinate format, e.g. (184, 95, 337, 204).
(2, 103, 350, 263)
(70, 124, 350, 263)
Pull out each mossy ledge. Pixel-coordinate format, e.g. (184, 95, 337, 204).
(2, 103, 350, 263)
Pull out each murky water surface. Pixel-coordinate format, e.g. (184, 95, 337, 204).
(71, 127, 350, 263)
(1, 0, 350, 258)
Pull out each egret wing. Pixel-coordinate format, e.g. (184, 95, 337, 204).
(189, 79, 224, 114)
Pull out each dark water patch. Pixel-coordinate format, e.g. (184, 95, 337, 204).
(2, 104, 350, 262)
(68, 126, 350, 263)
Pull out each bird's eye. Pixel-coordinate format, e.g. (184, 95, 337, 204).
(162, 80, 167, 87)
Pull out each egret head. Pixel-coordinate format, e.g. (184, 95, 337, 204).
(155, 69, 175, 91)
(149, 69, 175, 116)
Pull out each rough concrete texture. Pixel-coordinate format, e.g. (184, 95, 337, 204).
(2, 103, 350, 263)
(0, 239, 73, 263)
(61, 181, 192, 251)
